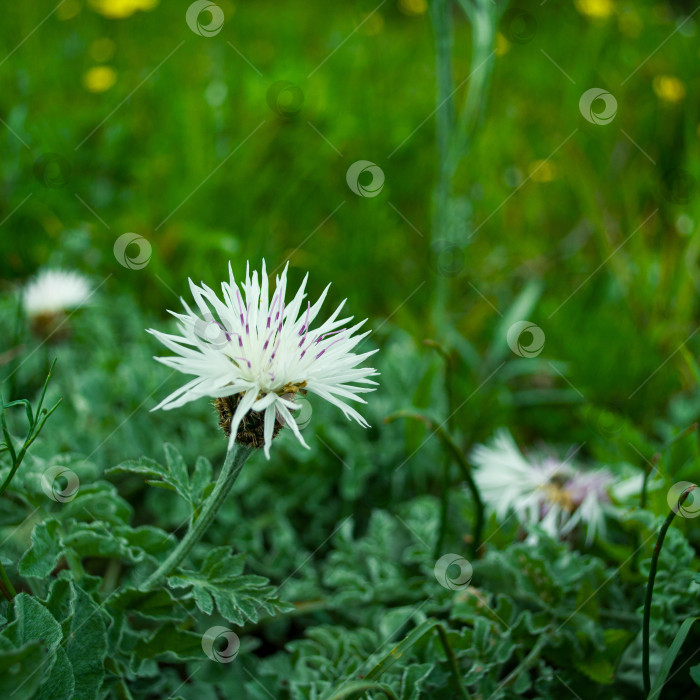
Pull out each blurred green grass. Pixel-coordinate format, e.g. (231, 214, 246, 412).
(1, 0, 699, 442)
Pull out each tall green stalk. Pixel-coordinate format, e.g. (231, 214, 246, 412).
(429, 0, 455, 326)
(642, 484, 696, 694)
(428, 0, 501, 327)
(448, 1, 498, 177)
(141, 442, 253, 591)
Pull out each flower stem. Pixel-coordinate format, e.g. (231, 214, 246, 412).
(428, 0, 498, 328)
(141, 443, 253, 591)
(642, 483, 696, 694)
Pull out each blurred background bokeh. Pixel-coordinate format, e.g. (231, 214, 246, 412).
(1, 0, 699, 461)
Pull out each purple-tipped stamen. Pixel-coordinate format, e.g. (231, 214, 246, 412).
(315, 335, 345, 360)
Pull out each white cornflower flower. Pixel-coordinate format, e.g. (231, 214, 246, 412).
(148, 260, 379, 458)
(22, 269, 92, 318)
(470, 430, 615, 545)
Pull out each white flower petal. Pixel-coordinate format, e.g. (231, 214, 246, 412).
(471, 429, 614, 545)
(23, 269, 92, 317)
(275, 401, 310, 451)
(263, 404, 277, 459)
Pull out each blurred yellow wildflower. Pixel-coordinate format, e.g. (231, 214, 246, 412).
(83, 66, 117, 93)
(90, 37, 116, 62)
(529, 160, 556, 183)
(399, 0, 428, 16)
(653, 76, 686, 103)
(575, 0, 614, 19)
(89, 0, 158, 19)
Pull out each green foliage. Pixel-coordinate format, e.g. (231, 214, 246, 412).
(648, 617, 700, 700)
(0, 639, 52, 700)
(1, 307, 699, 697)
(18, 520, 62, 578)
(0, 587, 108, 700)
(0, 358, 61, 496)
(167, 546, 294, 625)
(108, 444, 214, 523)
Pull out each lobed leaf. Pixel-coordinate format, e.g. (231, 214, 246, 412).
(167, 546, 293, 626)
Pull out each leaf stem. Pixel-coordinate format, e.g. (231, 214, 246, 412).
(497, 631, 549, 690)
(364, 619, 471, 699)
(642, 483, 696, 694)
(435, 623, 471, 699)
(386, 410, 484, 557)
(327, 681, 399, 700)
(141, 442, 253, 591)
